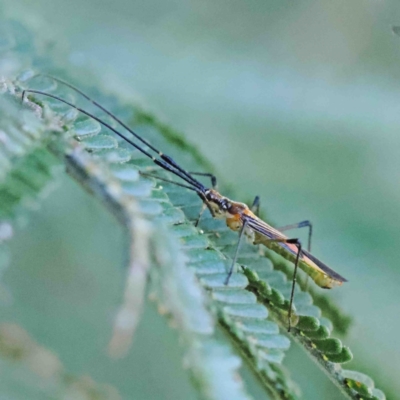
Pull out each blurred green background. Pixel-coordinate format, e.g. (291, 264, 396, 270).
(2, 1, 400, 399)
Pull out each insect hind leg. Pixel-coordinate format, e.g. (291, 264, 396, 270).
(285, 238, 302, 332)
(276, 220, 313, 252)
(224, 219, 248, 285)
(277, 220, 313, 291)
(258, 236, 302, 332)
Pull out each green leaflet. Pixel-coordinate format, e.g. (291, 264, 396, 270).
(0, 96, 60, 220)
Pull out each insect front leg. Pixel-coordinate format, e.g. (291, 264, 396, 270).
(194, 201, 209, 227)
(188, 172, 217, 188)
(250, 195, 260, 216)
(224, 219, 248, 285)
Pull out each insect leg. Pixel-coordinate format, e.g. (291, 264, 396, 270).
(194, 202, 208, 227)
(185, 173, 218, 224)
(141, 169, 214, 224)
(188, 172, 217, 188)
(184, 172, 218, 225)
(250, 195, 260, 216)
(254, 236, 302, 332)
(249, 194, 312, 251)
(21, 89, 207, 194)
(139, 172, 211, 219)
(286, 238, 302, 332)
(276, 220, 313, 251)
(23, 75, 204, 191)
(276, 221, 312, 292)
(224, 219, 249, 285)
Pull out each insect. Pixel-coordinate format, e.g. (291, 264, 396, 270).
(22, 76, 347, 331)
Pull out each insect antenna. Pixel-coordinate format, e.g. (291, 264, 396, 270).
(28, 74, 202, 190)
(21, 89, 206, 193)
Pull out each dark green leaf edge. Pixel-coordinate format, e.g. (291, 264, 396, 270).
(230, 244, 384, 400)
(267, 256, 352, 336)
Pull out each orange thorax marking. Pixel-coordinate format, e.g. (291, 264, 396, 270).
(225, 201, 253, 231)
(226, 213, 242, 231)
